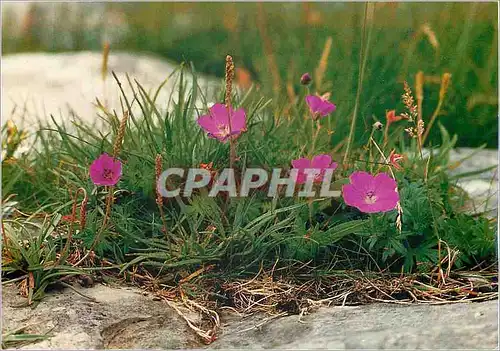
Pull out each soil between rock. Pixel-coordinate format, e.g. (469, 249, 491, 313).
(2, 283, 498, 350)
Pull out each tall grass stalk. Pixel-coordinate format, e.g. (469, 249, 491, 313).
(343, 2, 375, 168)
(256, 2, 281, 96)
(314, 36, 333, 92)
(101, 41, 110, 108)
(422, 73, 451, 144)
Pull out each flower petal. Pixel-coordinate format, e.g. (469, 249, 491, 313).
(328, 162, 338, 170)
(230, 108, 247, 132)
(305, 95, 323, 115)
(295, 170, 308, 185)
(292, 157, 311, 170)
(342, 183, 365, 209)
(89, 161, 105, 185)
(209, 103, 230, 125)
(197, 115, 219, 135)
(371, 192, 400, 212)
(110, 161, 122, 185)
(311, 154, 332, 169)
(349, 171, 375, 193)
(318, 100, 336, 117)
(373, 172, 398, 194)
(355, 202, 383, 213)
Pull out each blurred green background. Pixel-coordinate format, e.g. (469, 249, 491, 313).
(2, 2, 498, 148)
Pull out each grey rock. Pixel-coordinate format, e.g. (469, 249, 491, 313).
(2, 52, 217, 131)
(211, 302, 498, 350)
(2, 284, 498, 350)
(2, 283, 200, 350)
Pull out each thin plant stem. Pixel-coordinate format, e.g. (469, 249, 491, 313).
(422, 100, 444, 145)
(310, 120, 321, 156)
(56, 188, 87, 267)
(415, 71, 424, 149)
(370, 136, 403, 232)
(73, 187, 113, 267)
(422, 73, 451, 144)
(343, 3, 374, 169)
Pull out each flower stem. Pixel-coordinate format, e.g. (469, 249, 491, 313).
(310, 120, 321, 155)
(370, 136, 403, 232)
(422, 99, 443, 145)
(73, 186, 113, 267)
(56, 188, 87, 267)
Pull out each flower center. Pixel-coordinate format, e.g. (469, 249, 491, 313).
(364, 190, 378, 204)
(217, 124, 231, 138)
(103, 169, 114, 180)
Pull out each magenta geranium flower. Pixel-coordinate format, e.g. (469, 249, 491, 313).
(291, 154, 338, 185)
(342, 171, 399, 213)
(89, 153, 122, 186)
(306, 94, 336, 119)
(197, 103, 247, 143)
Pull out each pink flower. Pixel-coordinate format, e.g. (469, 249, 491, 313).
(306, 94, 336, 119)
(197, 103, 247, 143)
(89, 153, 122, 186)
(291, 154, 338, 185)
(342, 171, 399, 213)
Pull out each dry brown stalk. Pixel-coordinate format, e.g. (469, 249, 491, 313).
(422, 72, 451, 144)
(314, 36, 333, 92)
(155, 154, 168, 236)
(112, 111, 129, 159)
(256, 3, 281, 95)
(101, 41, 110, 82)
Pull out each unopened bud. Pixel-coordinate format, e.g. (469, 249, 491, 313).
(300, 72, 312, 85)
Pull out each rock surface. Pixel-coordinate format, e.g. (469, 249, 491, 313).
(2, 283, 200, 350)
(2, 52, 217, 129)
(447, 148, 498, 216)
(2, 283, 498, 350)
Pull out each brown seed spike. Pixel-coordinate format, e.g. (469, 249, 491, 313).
(439, 73, 451, 100)
(155, 154, 163, 206)
(112, 111, 129, 159)
(225, 55, 235, 110)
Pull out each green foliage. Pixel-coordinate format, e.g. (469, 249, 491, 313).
(1, 56, 496, 291)
(2, 214, 86, 304)
(2, 328, 51, 349)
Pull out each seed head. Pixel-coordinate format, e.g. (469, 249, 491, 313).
(225, 55, 235, 109)
(439, 73, 451, 100)
(155, 154, 163, 206)
(112, 111, 129, 159)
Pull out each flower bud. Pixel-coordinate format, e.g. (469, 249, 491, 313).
(300, 73, 312, 85)
(373, 121, 383, 130)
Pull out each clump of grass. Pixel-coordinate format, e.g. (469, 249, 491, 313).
(3, 61, 495, 279)
(1, 30, 497, 343)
